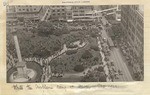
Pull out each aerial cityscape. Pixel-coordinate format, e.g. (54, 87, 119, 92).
(6, 5, 144, 83)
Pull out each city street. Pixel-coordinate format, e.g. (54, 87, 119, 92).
(110, 48, 133, 81)
(99, 15, 133, 81)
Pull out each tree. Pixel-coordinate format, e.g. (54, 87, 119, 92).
(90, 45, 99, 51)
(98, 72, 107, 82)
(33, 48, 50, 58)
(66, 50, 78, 55)
(97, 66, 104, 72)
(81, 76, 97, 82)
(82, 50, 93, 59)
(74, 65, 84, 72)
(17, 17, 24, 22)
(90, 32, 98, 38)
(53, 29, 62, 36)
(93, 57, 99, 62)
(81, 73, 97, 82)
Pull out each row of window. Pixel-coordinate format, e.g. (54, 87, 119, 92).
(67, 13, 72, 15)
(134, 35, 143, 51)
(136, 29, 143, 42)
(73, 14, 93, 16)
(130, 5, 139, 10)
(137, 15, 143, 28)
(73, 10, 85, 13)
(17, 8, 37, 12)
(129, 8, 138, 24)
(52, 13, 66, 16)
(51, 6, 65, 8)
(52, 9, 65, 12)
(72, 6, 93, 10)
(128, 28, 135, 43)
(121, 15, 128, 29)
(17, 5, 32, 7)
(121, 9, 128, 22)
(17, 5, 65, 7)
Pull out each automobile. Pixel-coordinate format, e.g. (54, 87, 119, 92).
(118, 70, 123, 75)
(114, 42, 117, 47)
(110, 61, 114, 66)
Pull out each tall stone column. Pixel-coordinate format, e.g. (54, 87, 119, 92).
(12, 28, 27, 78)
(13, 35, 22, 62)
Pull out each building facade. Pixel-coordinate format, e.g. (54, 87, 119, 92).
(121, 5, 144, 80)
(121, 5, 143, 57)
(71, 6, 94, 21)
(6, 5, 43, 23)
(48, 5, 95, 21)
(49, 6, 67, 20)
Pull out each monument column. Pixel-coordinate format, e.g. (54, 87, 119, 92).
(12, 27, 27, 78)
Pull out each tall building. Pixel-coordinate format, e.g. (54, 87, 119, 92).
(121, 5, 143, 57)
(48, 5, 94, 21)
(49, 6, 67, 20)
(42, 5, 120, 22)
(6, 5, 43, 23)
(121, 5, 144, 79)
(71, 6, 94, 21)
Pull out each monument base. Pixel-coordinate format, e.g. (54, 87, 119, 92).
(7, 61, 43, 83)
(9, 68, 37, 83)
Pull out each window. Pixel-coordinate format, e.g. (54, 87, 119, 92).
(73, 14, 78, 16)
(73, 10, 78, 12)
(136, 30, 143, 42)
(137, 23, 143, 33)
(57, 10, 60, 12)
(68, 13, 71, 15)
(86, 14, 92, 16)
(79, 10, 84, 13)
(80, 7, 83, 9)
(80, 14, 84, 16)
